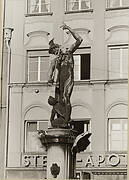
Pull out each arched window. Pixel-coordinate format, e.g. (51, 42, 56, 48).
(72, 105, 92, 151)
(24, 106, 49, 152)
(25, 120, 48, 152)
(108, 118, 127, 151)
(107, 104, 128, 151)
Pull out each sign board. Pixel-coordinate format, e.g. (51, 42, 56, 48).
(22, 152, 127, 168)
(76, 153, 127, 168)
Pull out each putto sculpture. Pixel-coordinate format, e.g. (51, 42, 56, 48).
(48, 23, 83, 128)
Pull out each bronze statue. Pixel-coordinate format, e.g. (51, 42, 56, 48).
(48, 23, 83, 128)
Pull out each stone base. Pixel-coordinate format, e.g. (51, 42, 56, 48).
(44, 128, 77, 179)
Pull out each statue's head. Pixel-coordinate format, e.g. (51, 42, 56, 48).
(48, 96, 57, 106)
(49, 38, 60, 55)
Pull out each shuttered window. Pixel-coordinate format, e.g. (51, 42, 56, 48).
(108, 46, 128, 79)
(108, 118, 127, 151)
(27, 50, 50, 82)
(27, 0, 51, 14)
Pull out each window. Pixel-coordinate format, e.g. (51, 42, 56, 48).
(25, 121, 48, 152)
(74, 48, 91, 81)
(76, 172, 81, 179)
(27, 0, 51, 14)
(72, 119, 91, 151)
(82, 172, 91, 179)
(27, 50, 50, 82)
(108, 45, 128, 79)
(76, 172, 91, 180)
(72, 119, 90, 135)
(107, 0, 129, 9)
(66, 0, 92, 12)
(108, 118, 127, 151)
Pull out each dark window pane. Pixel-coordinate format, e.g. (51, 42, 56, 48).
(27, 122, 37, 132)
(83, 172, 91, 179)
(81, 54, 90, 80)
(74, 121, 84, 135)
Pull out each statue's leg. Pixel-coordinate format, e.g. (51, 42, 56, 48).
(63, 80, 74, 123)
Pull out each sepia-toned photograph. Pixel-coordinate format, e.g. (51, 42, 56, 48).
(0, 0, 128, 179)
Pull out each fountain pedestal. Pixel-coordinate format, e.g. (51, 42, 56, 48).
(42, 128, 77, 179)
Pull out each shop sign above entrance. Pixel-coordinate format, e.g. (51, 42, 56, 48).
(76, 153, 127, 168)
(22, 152, 127, 168)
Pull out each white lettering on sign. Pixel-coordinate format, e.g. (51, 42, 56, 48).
(77, 153, 127, 168)
(97, 154, 105, 166)
(22, 154, 47, 168)
(108, 154, 120, 167)
(24, 156, 31, 167)
(22, 153, 127, 168)
(85, 155, 94, 167)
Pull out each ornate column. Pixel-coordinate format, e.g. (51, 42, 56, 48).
(39, 128, 77, 179)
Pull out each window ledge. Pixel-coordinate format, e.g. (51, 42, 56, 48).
(106, 151, 127, 154)
(74, 79, 128, 85)
(106, 6, 129, 11)
(25, 12, 53, 17)
(65, 9, 93, 14)
(105, 79, 128, 84)
(6, 167, 46, 171)
(74, 80, 91, 85)
(23, 152, 47, 155)
(8, 78, 128, 88)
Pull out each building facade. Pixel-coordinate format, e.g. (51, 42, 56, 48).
(1, 0, 128, 179)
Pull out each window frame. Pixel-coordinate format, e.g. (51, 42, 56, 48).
(76, 171, 92, 180)
(26, 0, 52, 16)
(73, 47, 91, 81)
(24, 120, 48, 153)
(108, 44, 128, 80)
(106, 0, 129, 10)
(71, 118, 91, 151)
(27, 49, 50, 83)
(108, 118, 128, 152)
(65, 0, 93, 13)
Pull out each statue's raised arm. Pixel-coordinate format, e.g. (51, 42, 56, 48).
(60, 23, 83, 53)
